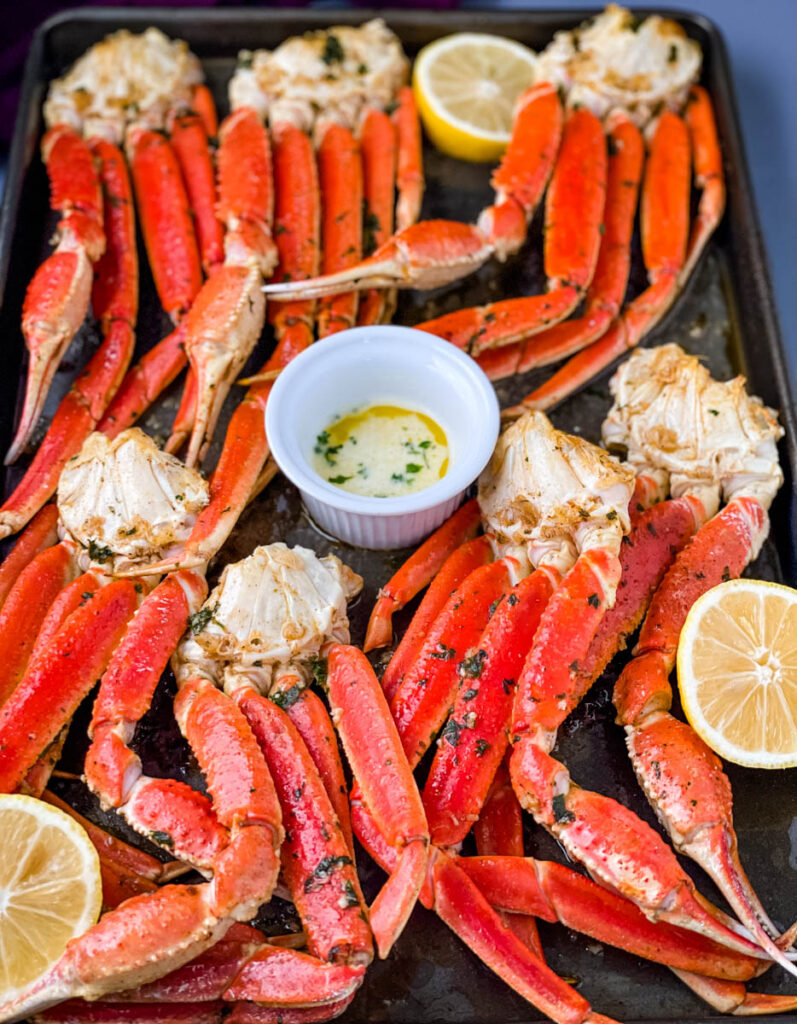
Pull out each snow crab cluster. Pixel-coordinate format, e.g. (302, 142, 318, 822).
(0, 6, 791, 1024)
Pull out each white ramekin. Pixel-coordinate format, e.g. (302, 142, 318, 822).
(265, 325, 499, 549)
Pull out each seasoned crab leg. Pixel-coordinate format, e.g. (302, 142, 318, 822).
(357, 108, 398, 327)
(393, 86, 424, 232)
(6, 126, 105, 464)
(524, 90, 723, 411)
(181, 106, 276, 466)
(317, 123, 363, 337)
(136, 121, 319, 577)
(265, 83, 605, 324)
(170, 110, 225, 277)
(0, 505, 59, 610)
(0, 139, 138, 539)
(473, 112, 643, 379)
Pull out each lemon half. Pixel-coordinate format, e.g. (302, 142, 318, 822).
(0, 794, 102, 1001)
(413, 33, 538, 162)
(678, 579, 797, 769)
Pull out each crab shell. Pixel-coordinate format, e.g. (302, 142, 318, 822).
(478, 410, 634, 574)
(229, 19, 408, 132)
(57, 429, 209, 574)
(535, 4, 702, 126)
(602, 344, 784, 529)
(174, 543, 363, 692)
(44, 27, 203, 142)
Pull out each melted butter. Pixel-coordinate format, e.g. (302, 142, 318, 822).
(312, 404, 449, 498)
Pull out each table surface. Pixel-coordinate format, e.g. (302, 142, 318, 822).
(3, 0, 795, 387)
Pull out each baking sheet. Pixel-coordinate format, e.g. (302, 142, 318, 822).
(1, 8, 796, 1022)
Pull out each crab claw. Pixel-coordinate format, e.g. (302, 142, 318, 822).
(263, 220, 494, 299)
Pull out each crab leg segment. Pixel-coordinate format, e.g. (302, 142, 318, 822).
(459, 857, 762, 982)
(670, 971, 797, 1016)
(523, 108, 695, 411)
(613, 498, 797, 975)
(380, 534, 493, 702)
(264, 83, 564, 299)
(0, 543, 76, 706)
(317, 123, 363, 337)
(423, 567, 558, 849)
(682, 85, 726, 281)
(357, 108, 398, 327)
(170, 111, 225, 276)
(0, 140, 138, 539)
(0, 505, 59, 608)
(0, 579, 140, 793)
(365, 497, 481, 651)
(7, 126, 105, 464)
(234, 692, 372, 964)
(432, 850, 620, 1024)
(127, 126, 202, 322)
(474, 763, 544, 959)
(327, 644, 429, 958)
(136, 124, 318, 577)
(393, 86, 424, 232)
(483, 113, 643, 388)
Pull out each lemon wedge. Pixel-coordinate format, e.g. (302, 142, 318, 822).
(0, 794, 102, 1001)
(678, 579, 797, 768)
(413, 33, 537, 162)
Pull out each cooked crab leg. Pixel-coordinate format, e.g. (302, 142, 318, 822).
(365, 496, 482, 650)
(327, 644, 429, 957)
(393, 86, 424, 232)
(474, 112, 643, 380)
(128, 126, 202, 322)
(357, 108, 398, 326)
(182, 106, 276, 466)
(6, 126, 105, 464)
(0, 139, 138, 539)
(474, 762, 545, 959)
(264, 82, 568, 300)
(0, 505, 59, 610)
(135, 122, 318, 577)
(317, 123, 363, 337)
(170, 110, 225, 277)
(524, 91, 723, 411)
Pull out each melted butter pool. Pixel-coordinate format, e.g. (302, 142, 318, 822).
(312, 404, 449, 498)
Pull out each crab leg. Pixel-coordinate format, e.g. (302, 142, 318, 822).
(357, 108, 398, 326)
(522, 105, 705, 411)
(192, 84, 219, 139)
(613, 496, 797, 975)
(326, 645, 429, 958)
(380, 534, 493, 701)
(181, 106, 276, 466)
(364, 497, 481, 651)
(474, 762, 544, 959)
(234, 691, 372, 963)
(478, 112, 643, 385)
(393, 86, 424, 232)
(681, 85, 726, 281)
(0, 140, 138, 538)
(264, 82, 564, 298)
(459, 856, 764, 982)
(127, 126, 202, 322)
(0, 578, 140, 793)
(135, 122, 318, 576)
(316, 123, 363, 337)
(170, 111, 224, 276)
(423, 567, 557, 849)
(6, 126, 105, 464)
(0, 505, 59, 607)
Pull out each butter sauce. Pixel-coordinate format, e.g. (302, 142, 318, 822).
(312, 404, 449, 498)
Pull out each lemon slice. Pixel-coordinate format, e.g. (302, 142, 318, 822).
(678, 579, 797, 768)
(413, 33, 537, 162)
(0, 794, 102, 1001)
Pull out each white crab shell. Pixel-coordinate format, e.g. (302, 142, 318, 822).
(229, 19, 408, 135)
(603, 344, 783, 522)
(57, 429, 209, 574)
(478, 410, 634, 575)
(44, 27, 202, 142)
(535, 4, 702, 126)
(175, 543, 363, 692)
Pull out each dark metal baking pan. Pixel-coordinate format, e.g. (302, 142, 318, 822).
(1, 7, 796, 1023)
